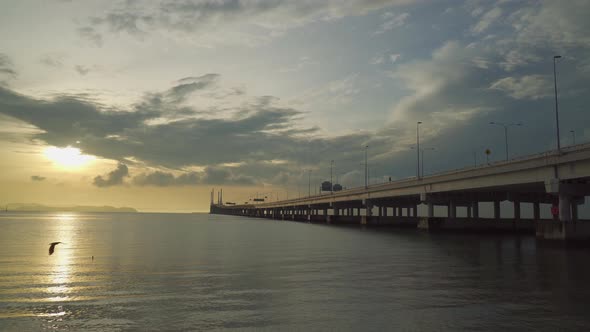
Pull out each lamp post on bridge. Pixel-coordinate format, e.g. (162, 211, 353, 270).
(416, 121, 422, 179)
(489, 121, 522, 161)
(330, 160, 334, 194)
(553, 55, 562, 153)
(308, 169, 311, 197)
(364, 145, 368, 188)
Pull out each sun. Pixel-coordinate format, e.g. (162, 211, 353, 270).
(44, 146, 95, 169)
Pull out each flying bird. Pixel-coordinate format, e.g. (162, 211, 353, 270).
(48, 242, 62, 255)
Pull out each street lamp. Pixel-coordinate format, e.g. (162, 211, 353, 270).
(570, 130, 576, 145)
(308, 169, 311, 197)
(330, 160, 334, 194)
(489, 121, 522, 160)
(416, 122, 422, 178)
(364, 145, 368, 188)
(553, 55, 562, 152)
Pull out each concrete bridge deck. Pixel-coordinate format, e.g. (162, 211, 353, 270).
(211, 144, 590, 243)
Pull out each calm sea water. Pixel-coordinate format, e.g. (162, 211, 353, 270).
(1, 212, 590, 331)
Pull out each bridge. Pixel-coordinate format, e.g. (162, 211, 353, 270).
(211, 144, 590, 243)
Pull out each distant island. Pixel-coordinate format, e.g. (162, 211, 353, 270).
(4, 203, 137, 213)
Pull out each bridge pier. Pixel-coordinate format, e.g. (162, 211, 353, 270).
(535, 181, 590, 243)
(493, 200, 501, 220)
(361, 200, 373, 225)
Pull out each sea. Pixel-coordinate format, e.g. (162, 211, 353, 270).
(1, 212, 590, 331)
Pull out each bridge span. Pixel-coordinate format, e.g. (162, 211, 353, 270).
(211, 144, 590, 243)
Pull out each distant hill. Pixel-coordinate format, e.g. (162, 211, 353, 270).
(5, 203, 137, 213)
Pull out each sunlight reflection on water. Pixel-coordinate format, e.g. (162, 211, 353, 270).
(1, 213, 590, 331)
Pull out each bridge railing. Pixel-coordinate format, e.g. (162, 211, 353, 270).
(233, 143, 590, 208)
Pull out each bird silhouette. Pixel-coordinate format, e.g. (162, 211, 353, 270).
(48, 242, 62, 255)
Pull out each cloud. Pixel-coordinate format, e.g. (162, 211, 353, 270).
(77, 26, 103, 47)
(370, 53, 401, 65)
(279, 56, 319, 73)
(0, 77, 313, 177)
(491, 1, 590, 71)
(498, 50, 541, 72)
(489, 75, 552, 100)
(375, 12, 410, 34)
(75, 65, 91, 76)
(40, 54, 64, 68)
(509, 0, 590, 49)
(79, 0, 420, 46)
(132, 170, 200, 186)
(0, 74, 393, 187)
(370, 55, 385, 65)
(200, 166, 256, 186)
(471, 7, 502, 34)
(389, 41, 486, 124)
(166, 74, 220, 103)
(93, 163, 129, 187)
(0, 53, 16, 82)
(297, 74, 361, 106)
(31, 175, 46, 182)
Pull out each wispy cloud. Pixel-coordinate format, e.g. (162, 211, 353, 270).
(375, 12, 410, 34)
(78, 0, 420, 47)
(471, 7, 502, 34)
(0, 53, 16, 82)
(40, 54, 65, 68)
(279, 56, 319, 73)
(489, 75, 552, 100)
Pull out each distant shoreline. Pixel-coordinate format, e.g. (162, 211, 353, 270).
(3, 203, 137, 213)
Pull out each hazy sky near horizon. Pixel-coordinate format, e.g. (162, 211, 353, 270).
(1, 0, 589, 212)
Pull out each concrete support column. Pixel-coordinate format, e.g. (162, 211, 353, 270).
(472, 202, 479, 219)
(449, 201, 456, 219)
(572, 202, 578, 221)
(357, 207, 361, 216)
(493, 201, 501, 220)
(396, 207, 402, 217)
(412, 205, 418, 217)
(533, 201, 540, 220)
(366, 203, 373, 217)
(427, 201, 434, 218)
(514, 201, 521, 220)
(383, 206, 388, 217)
(467, 205, 472, 218)
(559, 194, 572, 222)
(361, 201, 373, 225)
